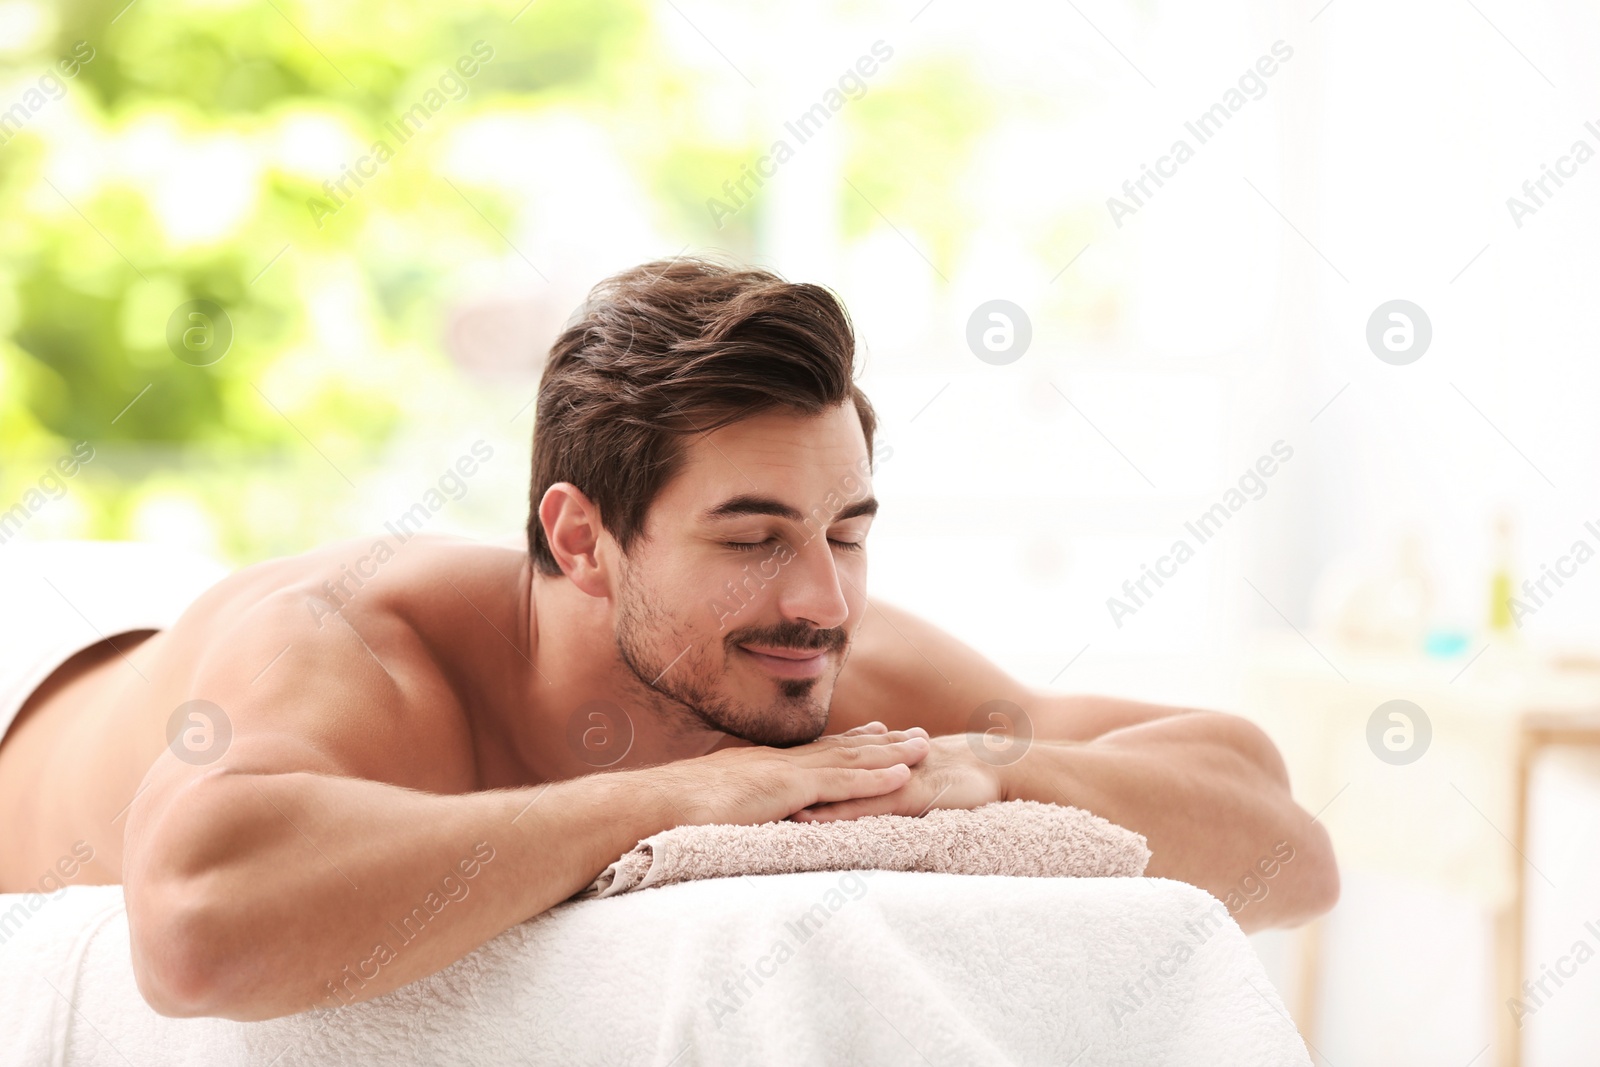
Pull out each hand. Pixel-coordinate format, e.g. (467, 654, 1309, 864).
(641, 722, 933, 828)
(789, 733, 1004, 823)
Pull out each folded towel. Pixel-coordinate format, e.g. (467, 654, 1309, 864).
(580, 798, 1151, 898)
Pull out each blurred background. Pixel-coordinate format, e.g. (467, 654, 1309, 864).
(4, 0, 1600, 1063)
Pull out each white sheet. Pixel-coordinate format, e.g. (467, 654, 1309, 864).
(0, 539, 228, 739)
(0, 873, 1311, 1066)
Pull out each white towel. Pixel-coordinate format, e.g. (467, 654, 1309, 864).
(0, 874, 1311, 1066)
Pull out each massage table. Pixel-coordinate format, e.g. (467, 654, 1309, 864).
(0, 871, 1311, 1065)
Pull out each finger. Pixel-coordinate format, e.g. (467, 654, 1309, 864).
(841, 723, 924, 739)
(820, 725, 926, 740)
(794, 792, 907, 822)
(802, 779, 933, 820)
(799, 762, 947, 821)
(804, 763, 911, 807)
(804, 736, 929, 769)
(816, 722, 884, 742)
(806, 729, 925, 753)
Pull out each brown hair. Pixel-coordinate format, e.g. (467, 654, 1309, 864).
(526, 255, 878, 578)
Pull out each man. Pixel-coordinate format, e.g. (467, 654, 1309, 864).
(0, 256, 1337, 1022)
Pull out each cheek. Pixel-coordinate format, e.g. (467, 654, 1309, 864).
(656, 571, 741, 651)
(629, 547, 717, 609)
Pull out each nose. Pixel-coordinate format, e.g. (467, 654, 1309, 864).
(777, 533, 853, 632)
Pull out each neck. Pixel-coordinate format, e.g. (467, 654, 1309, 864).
(514, 565, 734, 783)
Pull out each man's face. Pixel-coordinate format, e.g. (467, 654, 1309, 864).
(611, 402, 876, 747)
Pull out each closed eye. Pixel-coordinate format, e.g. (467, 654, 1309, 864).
(725, 539, 775, 552)
(724, 538, 865, 552)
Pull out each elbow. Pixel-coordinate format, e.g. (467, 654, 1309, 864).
(1229, 717, 1342, 918)
(1232, 821, 1340, 934)
(1297, 817, 1341, 920)
(1254, 818, 1339, 932)
(1225, 715, 1344, 919)
(127, 871, 244, 1019)
(124, 766, 272, 1019)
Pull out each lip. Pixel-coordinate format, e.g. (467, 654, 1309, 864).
(737, 644, 830, 679)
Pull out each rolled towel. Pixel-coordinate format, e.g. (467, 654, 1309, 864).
(579, 799, 1150, 898)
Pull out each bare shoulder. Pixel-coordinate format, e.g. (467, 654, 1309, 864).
(159, 533, 528, 793)
(828, 597, 1034, 736)
(829, 597, 1197, 741)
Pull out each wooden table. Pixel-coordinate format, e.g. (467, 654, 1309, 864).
(1238, 634, 1600, 1067)
(1506, 708, 1600, 1067)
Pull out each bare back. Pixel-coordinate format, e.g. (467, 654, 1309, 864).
(0, 535, 535, 892)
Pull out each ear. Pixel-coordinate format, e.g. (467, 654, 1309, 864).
(538, 482, 612, 598)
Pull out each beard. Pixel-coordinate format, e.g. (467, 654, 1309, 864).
(611, 558, 844, 748)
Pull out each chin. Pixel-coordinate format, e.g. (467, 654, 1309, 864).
(713, 701, 830, 749)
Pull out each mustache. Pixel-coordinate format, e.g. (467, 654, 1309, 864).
(728, 624, 846, 653)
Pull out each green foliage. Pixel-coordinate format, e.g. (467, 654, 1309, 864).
(0, 0, 991, 560)
(0, 0, 654, 554)
(844, 54, 993, 273)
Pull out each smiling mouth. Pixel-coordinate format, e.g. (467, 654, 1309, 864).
(736, 644, 831, 679)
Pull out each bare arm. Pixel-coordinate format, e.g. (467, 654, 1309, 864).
(822, 602, 1340, 930)
(998, 696, 1338, 931)
(124, 594, 931, 1021)
(127, 764, 678, 1019)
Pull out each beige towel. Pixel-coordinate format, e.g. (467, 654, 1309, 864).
(578, 799, 1150, 898)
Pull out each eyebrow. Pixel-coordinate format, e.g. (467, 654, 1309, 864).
(701, 493, 879, 525)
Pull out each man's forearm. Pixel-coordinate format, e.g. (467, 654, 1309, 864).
(999, 709, 1338, 930)
(125, 766, 680, 1020)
